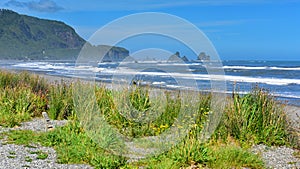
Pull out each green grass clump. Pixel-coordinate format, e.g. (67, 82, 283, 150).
(25, 156, 33, 162)
(0, 85, 47, 127)
(0, 70, 73, 127)
(0, 71, 49, 127)
(207, 144, 264, 169)
(127, 138, 264, 169)
(48, 81, 73, 120)
(95, 86, 182, 138)
(0, 71, 48, 93)
(30, 150, 48, 160)
(214, 88, 290, 146)
(4, 120, 127, 168)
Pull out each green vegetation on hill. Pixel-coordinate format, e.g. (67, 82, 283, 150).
(0, 9, 129, 60)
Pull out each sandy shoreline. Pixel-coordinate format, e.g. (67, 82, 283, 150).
(284, 105, 300, 139)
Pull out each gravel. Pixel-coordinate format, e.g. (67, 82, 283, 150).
(0, 118, 68, 134)
(252, 144, 300, 169)
(0, 118, 93, 169)
(0, 117, 299, 168)
(0, 140, 92, 169)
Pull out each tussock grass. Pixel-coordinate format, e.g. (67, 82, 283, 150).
(0, 71, 48, 93)
(214, 87, 290, 147)
(0, 85, 47, 127)
(95, 86, 183, 138)
(0, 70, 297, 168)
(0, 70, 73, 126)
(4, 121, 127, 168)
(48, 81, 73, 120)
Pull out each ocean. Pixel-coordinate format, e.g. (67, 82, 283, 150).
(1, 60, 300, 106)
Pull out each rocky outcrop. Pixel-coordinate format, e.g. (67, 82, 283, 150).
(197, 52, 210, 61)
(168, 51, 189, 62)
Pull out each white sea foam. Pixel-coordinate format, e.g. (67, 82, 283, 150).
(13, 62, 47, 68)
(272, 93, 300, 99)
(157, 62, 203, 66)
(269, 67, 300, 71)
(223, 65, 300, 71)
(187, 68, 196, 71)
(11, 61, 300, 86)
(13, 62, 71, 70)
(223, 66, 267, 70)
(13, 62, 112, 74)
(103, 68, 300, 86)
(152, 81, 166, 85)
(216, 75, 300, 86)
(166, 84, 182, 89)
(90, 67, 105, 72)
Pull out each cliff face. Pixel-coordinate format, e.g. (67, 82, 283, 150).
(0, 9, 86, 59)
(0, 9, 129, 61)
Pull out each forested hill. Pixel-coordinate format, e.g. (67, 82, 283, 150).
(0, 9, 129, 60)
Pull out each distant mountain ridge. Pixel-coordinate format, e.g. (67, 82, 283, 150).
(0, 9, 129, 60)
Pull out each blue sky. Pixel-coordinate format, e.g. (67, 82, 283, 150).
(1, 0, 300, 60)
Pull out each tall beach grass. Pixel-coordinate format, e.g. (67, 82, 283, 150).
(0, 70, 298, 168)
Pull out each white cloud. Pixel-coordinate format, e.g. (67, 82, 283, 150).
(5, 0, 63, 13)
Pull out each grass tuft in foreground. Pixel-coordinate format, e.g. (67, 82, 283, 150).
(0, 85, 47, 127)
(214, 87, 290, 147)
